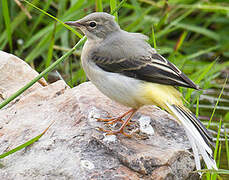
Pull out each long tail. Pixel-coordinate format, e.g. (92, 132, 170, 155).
(166, 103, 218, 171)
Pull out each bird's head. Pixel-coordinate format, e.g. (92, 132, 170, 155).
(65, 12, 120, 41)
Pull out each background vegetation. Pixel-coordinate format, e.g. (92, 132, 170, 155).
(0, 0, 229, 179)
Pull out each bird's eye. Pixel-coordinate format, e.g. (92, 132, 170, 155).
(89, 21, 96, 28)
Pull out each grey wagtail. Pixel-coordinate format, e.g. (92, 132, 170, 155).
(65, 12, 217, 171)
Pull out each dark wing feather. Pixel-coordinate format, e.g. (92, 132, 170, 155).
(91, 52, 199, 89)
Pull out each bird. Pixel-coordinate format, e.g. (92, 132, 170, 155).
(65, 12, 217, 171)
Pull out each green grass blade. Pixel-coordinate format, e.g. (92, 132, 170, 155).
(150, 26, 157, 49)
(196, 95, 199, 118)
(157, 9, 194, 38)
(0, 121, 54, 159)
(23, 0, 83, 39)
(110, 0, 118, 22)
(25, 33, 52, 62)
(45, 23, 56, 80)
(70, 68, 86, 85)
(125, 6, 154, 32)
(110, 0, 127, 15)
(207, 77, 228, 128)
(174, 31, 188, 52)
(68, 58, 73, 88)
(196, 62, 217, 85)
(156, 10, 169, 31)
(175, 23, 220, 41)
(196, 169, 229, 174)
(225, 126, 229, 168)
(0, 0, 40, 49)
(176, 3, 229, 13)
(23, 25, 53, 50)
(30, 0, 52, 35)
(214, 118, 222, 161)
(185, 60, 216, 101)
(96, 0, 103, 12)
(2, 0, 12, 52)
(186, 45, 220, 60)
(217, 143, 222, 167)
(130, 0, 142, 16)
(60, 0, 86, 19)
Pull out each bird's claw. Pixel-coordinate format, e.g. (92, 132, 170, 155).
(98, 127, 132, 138)
(96, 117, 123, 124)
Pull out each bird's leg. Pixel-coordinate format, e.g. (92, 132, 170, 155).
(97, 109, 134, 125)
(98, 109, 138, 137)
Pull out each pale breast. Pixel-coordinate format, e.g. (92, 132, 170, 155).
(81, 42, 143, 108)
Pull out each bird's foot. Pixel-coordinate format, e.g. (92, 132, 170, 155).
(97, 109, 138, 138)
(98, 127, 132, 138)
(96, 109, 135, 125)
(97, 117, 124, 124)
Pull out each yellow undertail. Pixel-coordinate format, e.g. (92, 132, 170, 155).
(138, 82, 188, 118)
(137, 82, 217, 170)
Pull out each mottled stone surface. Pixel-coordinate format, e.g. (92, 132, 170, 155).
(0, 51, 47, 106)
(0, 51, 198, 180)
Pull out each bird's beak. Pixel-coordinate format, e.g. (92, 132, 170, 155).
(64, 21, 82, 27)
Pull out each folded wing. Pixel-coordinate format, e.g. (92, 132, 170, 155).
(91, 52, 199, 89)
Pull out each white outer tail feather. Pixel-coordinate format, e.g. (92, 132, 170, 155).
(166, 103, 218, 171)
(185, 131, 201, 171)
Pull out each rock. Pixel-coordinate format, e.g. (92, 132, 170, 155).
(0, 51, 47, 106)
(0, 51, 198, 179)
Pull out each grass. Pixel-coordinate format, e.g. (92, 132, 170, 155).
(0, 121, 54, 159)
(0, 0, 229, 179)
(207, 77, 228, 129)
(2, 0, 12, 52)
